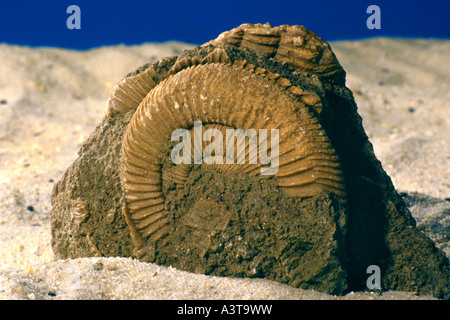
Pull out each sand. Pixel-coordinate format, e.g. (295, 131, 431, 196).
(0, 38, 448, 300)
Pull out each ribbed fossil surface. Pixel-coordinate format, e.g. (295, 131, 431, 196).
(116, 46, 346, 260)
(205, 23, 346, 84)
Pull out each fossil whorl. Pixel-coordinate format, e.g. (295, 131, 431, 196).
(119, 57, 346, 261)
(106, 61, 163, 116)
(48, 23, 450, 298)
(107, 23, 342, 118)
(205, 23, 346, 84)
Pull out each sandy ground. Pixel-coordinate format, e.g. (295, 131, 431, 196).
(0, 38, 448, 300)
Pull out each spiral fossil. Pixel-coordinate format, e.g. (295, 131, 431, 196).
(113, 27, 346, 261)
(51, 23, 450, 298)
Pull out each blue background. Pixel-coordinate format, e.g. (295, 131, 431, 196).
(0, 0, 449, 49)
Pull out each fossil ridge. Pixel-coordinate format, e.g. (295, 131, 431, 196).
(51, 23, 450, 298)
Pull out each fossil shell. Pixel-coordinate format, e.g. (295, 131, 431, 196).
(106, 49, 232, 117)
(205, 23, 346, 84)
(73, 198, 89, 225)
(49, 23, 450, 298)
(106, 24, 335, 119)
(105, 208, 116, 224)
(107, 66, 159, 116)
(120, 56, 346, 261)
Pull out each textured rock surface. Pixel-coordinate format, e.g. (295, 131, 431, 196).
(50, 24, 450, 298)
(51, 41, 349, 295)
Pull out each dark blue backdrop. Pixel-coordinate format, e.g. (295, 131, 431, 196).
(0, 0, 449, 49)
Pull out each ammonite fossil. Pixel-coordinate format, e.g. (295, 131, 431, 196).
(51, 23, 450, 298)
